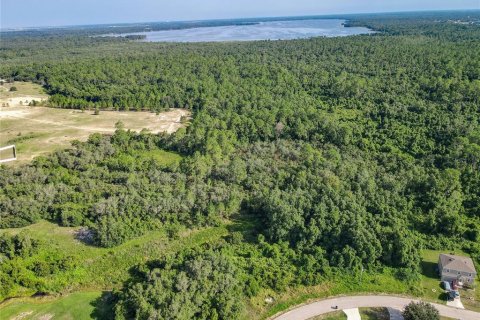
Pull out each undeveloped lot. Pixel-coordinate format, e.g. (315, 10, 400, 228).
(0, 82, 190, 164)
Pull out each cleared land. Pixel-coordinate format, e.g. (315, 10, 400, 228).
(0, 220, 229, 319)
(0, 82, 190, 164)
(0, 219, 227, 294)
(0, 81, 48, 101)
(0, 292, 111, 320)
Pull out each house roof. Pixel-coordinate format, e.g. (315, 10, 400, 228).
(439, 254, 477, 274)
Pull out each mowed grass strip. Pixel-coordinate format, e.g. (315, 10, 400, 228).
(0, 291, 108, 320)
(0, 82, 190, 164)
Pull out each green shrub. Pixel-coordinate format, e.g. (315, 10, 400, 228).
(402, 301, 439, 320)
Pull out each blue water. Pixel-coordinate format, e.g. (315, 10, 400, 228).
(117, 19, 374, 42)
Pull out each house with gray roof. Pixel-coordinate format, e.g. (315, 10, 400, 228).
(438, 253, 477, 285)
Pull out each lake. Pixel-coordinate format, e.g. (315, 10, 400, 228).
(117, 19, 374, 42)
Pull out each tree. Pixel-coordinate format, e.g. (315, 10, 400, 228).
(115, 250, 245, 320)
(402, 301, 440, 320)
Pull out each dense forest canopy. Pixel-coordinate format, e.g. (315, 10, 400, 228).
(0, 11, 479, 319)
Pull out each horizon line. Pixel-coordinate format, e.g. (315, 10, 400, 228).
(1, 8, 479, 32)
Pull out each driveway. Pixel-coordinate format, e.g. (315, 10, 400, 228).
(273, 295, 480, 320)
(387, 307, 404, 320)
(447, 297, 465, 309)
(343, 308, 361, 320)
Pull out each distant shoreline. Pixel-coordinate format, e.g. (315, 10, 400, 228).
(2, 9, 479, 33)
(103, 19, 375, 43)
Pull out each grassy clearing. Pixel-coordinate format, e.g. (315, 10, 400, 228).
(0, 219, 229, 319)
(0, 220, 229, 295)
(359, 307, 389, 320)
(0, 81, 46, 99)
(0, 82, 190, 164)
(420, 249, 453, 303)
(0, 291, 111, 320)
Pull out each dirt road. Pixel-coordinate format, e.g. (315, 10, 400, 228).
(273, 295, 480, 320)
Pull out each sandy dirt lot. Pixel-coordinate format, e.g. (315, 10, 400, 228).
(0, 82, 190, 164)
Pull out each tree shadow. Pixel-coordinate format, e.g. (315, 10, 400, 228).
(420, 260, 439, 279)
(361, 307, 390, 320)
(225, 213, 261, 244)
(73, 227, 98, 247)
(438, 291, 452, 301)
(90, 291, 116, 320)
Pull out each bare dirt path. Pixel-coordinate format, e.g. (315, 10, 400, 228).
(0, 108, 188, 134)
(1, 111, 106, 132)
(272, 295, 480, 320)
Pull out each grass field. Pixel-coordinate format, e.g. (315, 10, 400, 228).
(0, 291, 112, 320)
(0, 82, 190, 164)
(0, 218, 234, 320)
(0, 81, 47, 100)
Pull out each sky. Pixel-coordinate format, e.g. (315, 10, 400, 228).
(1, 0, 479, 29)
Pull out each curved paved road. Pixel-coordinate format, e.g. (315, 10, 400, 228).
(273, 295, 480, 320)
